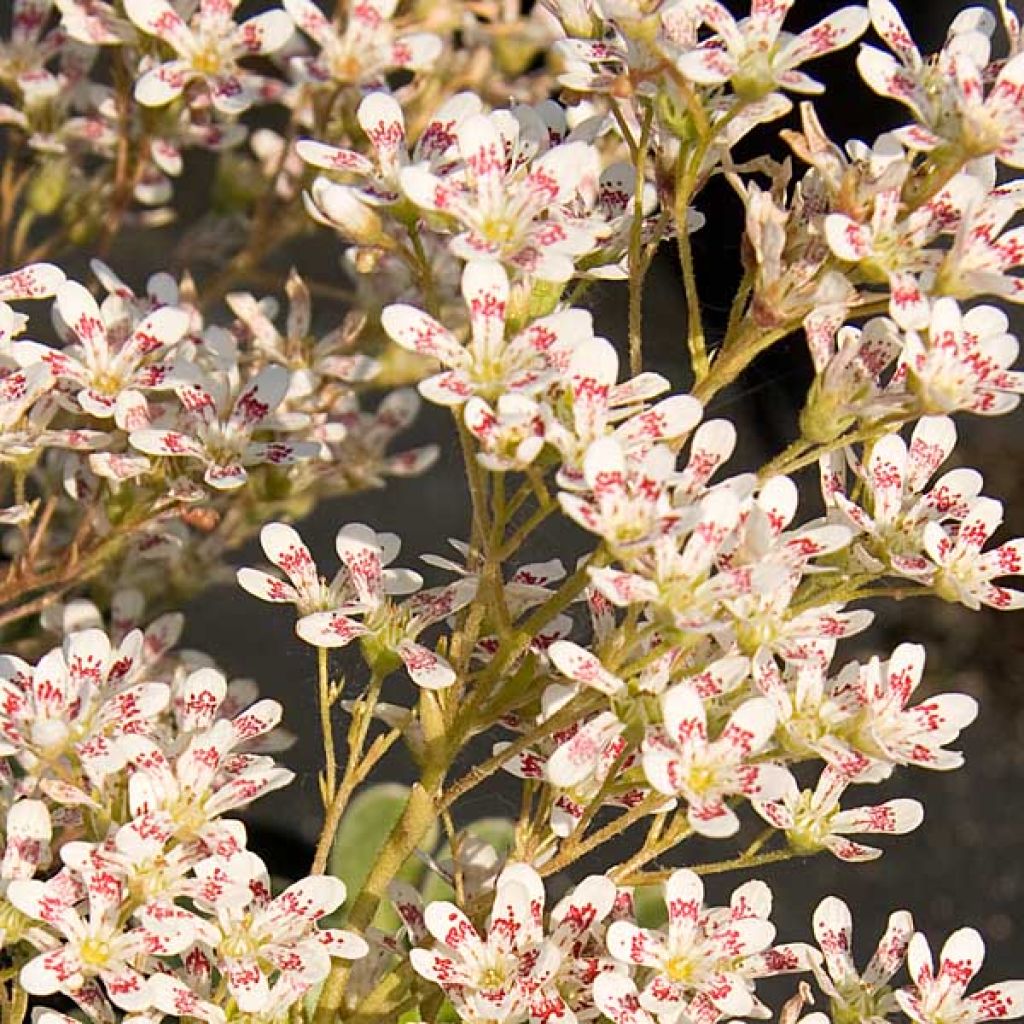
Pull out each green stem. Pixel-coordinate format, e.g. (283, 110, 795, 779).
(457, 418, 490, 558)
(347, 965, 415, 1024)
(691, 321, 792, 405)
(456, 551, 602, 730)
(440, 689, 602, 811)
(758, 438, 813, 482)
(627, 105, 654, 376)
(311, 674, 390, 875)
(317, 647, 337, 809)
(10, 209, 35, 266)
(498, 493, 556, 560)
(675, 149, 708, 382)
(610, 812, 691, 881)
(409, 225, 439, 317)
(622, 845, 807, 884)
(850, 585, 927, 602)
(771, 418, 908, 479)
(691, 846, 804, 876)
(314, 776, 441, 1024)
(538, 793, 666, 878)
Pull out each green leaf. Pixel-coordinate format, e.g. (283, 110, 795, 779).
(633, 884, 667, 927)
(437, 998, 461, 1023)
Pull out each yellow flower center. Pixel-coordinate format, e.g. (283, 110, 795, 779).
(221, 921, 261, 959)
(685, 764, 717, 796)
(481, 216, 519, 244)
(665, 956, 695, 983)
(480, 965, 509, 989)
(80, 937, 112, 968)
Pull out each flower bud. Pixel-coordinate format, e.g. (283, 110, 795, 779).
(550, 0, 602, 38)
(305, 179, 384, 245)
(799, 376, 857, 443)
(26, 159, 69, 216)
(212, 152, 264, 212)
(520, 278, 565, 324)
(495, 36, 543, 77)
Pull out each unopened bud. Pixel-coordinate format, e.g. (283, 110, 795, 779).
(27, 159, 69, 216)
(656, 91, 697, 142)
(306, 179, 384, 245)
(212, 153, 264, 212)
(550, 0, 602, 38)
(495, 36, 542, 76)
(520, 278, 565, 324)
(799, 376, 856, 444)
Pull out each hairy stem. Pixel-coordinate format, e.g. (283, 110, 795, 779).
(317, 646, 338, 810)
(627, 105, 655, 376)
(675, 150, 708, 382)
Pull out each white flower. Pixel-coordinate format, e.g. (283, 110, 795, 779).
(858, 0, 1024, 166)
(903, 299, 1024, 416)
(923, 496, 1024, 609)
(189, 852, 367, 1013)
(810, 896, 913, 1024)
(0, 628, 168, 798)
(642, 683, 794, 837)
(284, 0, 441, 86)
(120, 703, 291, 845)
(411, 863, 580, 1024)
(824, 416, 983, 579)
(605, 869, 812, 1022)
(399, 112, 603, 281)
(237, 521, 363, 618)
(129, 366, 320, 490)
(267, 522, 470, 689)
(124, 0, 293, 114)
(383, 260, 594, 406)
(13, 280, 190, 419)
(678, 0, 869, 99)
(756, 766, 924, 862)
(299, 90, 479, 206)
(829, 642, 978, 778)
(11, 867, 202, 1015)
(897, 928, 1024, 1024)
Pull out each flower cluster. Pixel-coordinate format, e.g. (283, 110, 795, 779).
(403, 867, 1024, 1024)
(0, 609, 367, 1021)
(238, 520, 474, 688)
(1, 5, 1023, 1024)
(0, 256, 433, 618)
